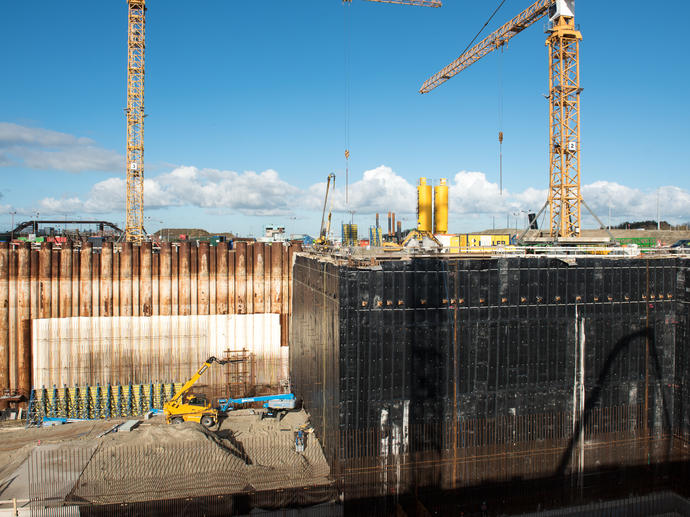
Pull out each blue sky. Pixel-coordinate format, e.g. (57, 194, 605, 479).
(1, 0, 688, 237)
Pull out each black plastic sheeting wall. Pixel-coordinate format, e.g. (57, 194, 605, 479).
(290, 255, 684, 442)
(676, 258, 690, 437)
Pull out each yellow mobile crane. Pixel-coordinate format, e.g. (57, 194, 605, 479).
(314, 173, 336, 248)
(164, 356, 229, 427)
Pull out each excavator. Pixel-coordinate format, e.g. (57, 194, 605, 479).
(164, 356, 230, 427)
(314, 173, 335, 248)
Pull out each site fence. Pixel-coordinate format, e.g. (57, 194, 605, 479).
(24, 404, 690, 516)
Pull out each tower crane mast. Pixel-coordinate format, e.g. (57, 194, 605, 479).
(125, 0, 146, 243)
(420, 0, 583, 238)
(121, 0, 438, 243)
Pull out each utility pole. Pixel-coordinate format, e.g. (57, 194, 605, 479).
(656, 188, 660, 230)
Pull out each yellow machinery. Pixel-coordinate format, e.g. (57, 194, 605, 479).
(315, 173, 336, 248)
(420, 0, 583, 238)
(433, 178, 448, 234)
(417, 178, 433, 233)
(125, 1, 146, 243)
(122, 0, 440, 244)
(164, 356, 228, 427)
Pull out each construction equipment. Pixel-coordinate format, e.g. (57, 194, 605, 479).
(121, 0, 439, 243)
(420, 0, 583, 238)
(125, 1, 146, 243)
(315, 173, 336, 247)
(164, 356, 229, 427)
(217, 393, 296, 419)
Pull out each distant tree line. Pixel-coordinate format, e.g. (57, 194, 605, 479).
(614, 221, 690, 230)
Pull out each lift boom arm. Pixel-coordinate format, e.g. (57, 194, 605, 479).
(419, 0, 552, 93)
(169, 356, 227, 404)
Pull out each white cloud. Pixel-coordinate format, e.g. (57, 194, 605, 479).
(307, 165, 417, 215)
(32, 164, 690, 224)
(0, 122, 123, 173)
(582, 181, 690, 220)
(38, 166, 301, 216)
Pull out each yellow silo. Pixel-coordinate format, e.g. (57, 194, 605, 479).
(417, 178, 433, 232)
(434, 178, 449, 234)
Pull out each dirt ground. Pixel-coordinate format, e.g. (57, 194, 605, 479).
(0, 409, 331, 506)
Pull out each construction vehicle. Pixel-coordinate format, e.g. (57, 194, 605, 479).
(314, 173, 336, 248)
(164, 356, 230, 427)
(218, 393, 297, 419)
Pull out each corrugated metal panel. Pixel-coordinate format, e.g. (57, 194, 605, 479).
(32, 314, 285, 389)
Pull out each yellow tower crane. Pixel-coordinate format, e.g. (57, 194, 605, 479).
(125, 0, 146, 243)
(122, 0, 439, 243)
(420, 0, 583, 238)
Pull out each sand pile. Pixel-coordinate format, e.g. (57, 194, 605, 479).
(66, 410, 331, 504)
(73, 422, 250, 504)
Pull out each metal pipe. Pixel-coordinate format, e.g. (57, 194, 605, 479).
(227, 244, 236, 314)
(140, 242, 152, 316)
(50, 247, 58, 318)
(235, 242, 247, 314)
(159, 243, 172, 316)
(112, 244, 120, 317)
(17, 243, 30, 396)
(253, 243, 265, 313)
(0, 243, 9, 392)
(151, 246, 159, 316)
(271, 243, 282, 315)
(190, 243, 198, 316)
(38, 243, 52, 319)
(246, 243, 254, 314)
(216, 242, 229, 315)
(120, 242, 133, 317)
(101, 242, 113, 316)
(131, 243, 140, 317)
(79, 243, 93, 317)
(171, 242, 179, 316)
(178, 241, 191, 316)
(198, 241, 210, 316)
(263, 244, 271, 314)
(209, 243, 217, 315)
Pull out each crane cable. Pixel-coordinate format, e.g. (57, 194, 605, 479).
(458, 0, 508, 196)
(458, 0, 507, 58)
(343, 0, 352, 205)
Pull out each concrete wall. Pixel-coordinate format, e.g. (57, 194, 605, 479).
(0, 240, 300, 396)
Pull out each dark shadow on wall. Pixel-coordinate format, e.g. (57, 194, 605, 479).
(557, 326, 674, 476)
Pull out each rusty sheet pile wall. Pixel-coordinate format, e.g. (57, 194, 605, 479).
(0, 240, 300, 396)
